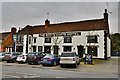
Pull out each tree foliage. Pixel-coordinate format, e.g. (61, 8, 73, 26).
(110, 33, 120, 51)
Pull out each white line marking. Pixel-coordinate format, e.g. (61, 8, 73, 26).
(56, 77, 64, 78)
(24, 75, 41, 78)
(4, 75, 20, 78)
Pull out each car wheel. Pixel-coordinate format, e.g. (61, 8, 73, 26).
(7, 61, 10, 63)
(42, 64, 45, 66)
(12, 59, 16, 63)
(77, 62, 80, 65)
(60, 64, 64, 68)
(28, 62, 32, 65)
(37, 61, 41, 65)
(18, 62, 21, 64)
(74, 63, 77, 68)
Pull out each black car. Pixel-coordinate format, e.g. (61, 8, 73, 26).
(111, 51, 120, 56)
(27, 52, 45, 65)
(3, 52, 21, 63)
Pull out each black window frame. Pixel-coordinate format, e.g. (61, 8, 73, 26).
(87, 46, 97, 56)
(63, 46, 72, 52)
(33, 37, 37, 43)
(44, 37, 51, 43)
(64, 36, 72, 43)
(29, 36, 31, 44)
(87, 35, 98, 43)
(38, 46, 43, 52)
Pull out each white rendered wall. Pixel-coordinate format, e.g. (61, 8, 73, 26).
(28, 30, 108, 58)
(23, 35, 26, 53)
(107, 37, 111, 57)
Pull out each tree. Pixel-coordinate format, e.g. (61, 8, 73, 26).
(110, 33, 120, 52)
(51, 33, 63, 56)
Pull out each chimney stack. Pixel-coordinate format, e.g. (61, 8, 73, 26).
(11, 27, 17, 34)
(103, 9, 108, 21)
(45, 19, 50, 28)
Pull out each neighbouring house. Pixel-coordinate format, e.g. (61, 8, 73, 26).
(0, 27, 17, 52)
(17, 9, 111, 59)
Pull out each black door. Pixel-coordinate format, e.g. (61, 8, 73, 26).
(53, 46, 58, 56)
(77, 45, 84, 58)
(33, 46, 36, 52)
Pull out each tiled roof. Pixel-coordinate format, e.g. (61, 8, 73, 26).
(0, 32, 11, 40)
(18, 18, 109, 35)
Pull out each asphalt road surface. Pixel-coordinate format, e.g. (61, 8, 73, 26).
(2, 64, 118, 78)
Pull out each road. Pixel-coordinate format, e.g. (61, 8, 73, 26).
(2, 63, 118, 78)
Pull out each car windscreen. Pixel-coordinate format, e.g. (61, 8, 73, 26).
(28, 52, 36, 56)
(61, 53, 75, 57)
(28, 52, 42, 56)
(12, 52, 21, 56)
(5, 53, 11, 56)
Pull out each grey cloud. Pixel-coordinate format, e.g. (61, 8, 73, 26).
(2, 2, 118, 33)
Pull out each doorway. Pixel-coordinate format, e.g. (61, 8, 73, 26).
(32, 46, 36, 52)
(77, 45, 84, 58)
(53, 46, 59, 56)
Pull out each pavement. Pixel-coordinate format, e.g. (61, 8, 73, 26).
(1, 57, 119, 75)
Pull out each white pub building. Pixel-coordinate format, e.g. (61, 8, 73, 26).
(17, 9, 111, 59)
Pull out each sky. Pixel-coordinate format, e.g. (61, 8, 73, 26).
(1, 1, 119, 34)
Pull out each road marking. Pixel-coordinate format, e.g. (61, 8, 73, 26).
(24, 75, 41, 78)
(3, 70, 37, 76)
(4, 75, 21, 78)
(15, 72, 36, 76)
(56, 77, 64, 78)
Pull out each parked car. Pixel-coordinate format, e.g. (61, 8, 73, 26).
(111, 51, 120, 56)
(16, 53, 28, 63)
(41, 54, 60, 66)
(0, 52, 5, 61)
(3, 52, 21, 63)
(60, 52, 80, 68)
(27, 52, 45, 65)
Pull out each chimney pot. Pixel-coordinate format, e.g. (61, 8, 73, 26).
(11, 27, 17, 34)
(104, 9, 108, 20)
(45, 19, 50, 28)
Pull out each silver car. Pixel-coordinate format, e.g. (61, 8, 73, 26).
(60, 52, 80, 68)
(0, 52, 5, 61)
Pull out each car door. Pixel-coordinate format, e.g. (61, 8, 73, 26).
(75, 53, 80, 64)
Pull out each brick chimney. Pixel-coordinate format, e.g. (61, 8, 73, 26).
(103, 9, 108, 21)
(45, 19, 50, 28)
(11, 27, 17, 34)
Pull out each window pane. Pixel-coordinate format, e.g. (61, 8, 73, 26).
(63, 46, 72, 52)
(45, 37, 51, 43)
(64, 37, 72, 43)
(87, 46, 97, 56)
(34, 38, 36, 43)
(38, 46, 42, 52)
(87, 35, 97, 43)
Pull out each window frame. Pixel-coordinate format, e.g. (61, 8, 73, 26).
(64, 36, 72, 43)
(44, 37, 51, 43)
(87, 35, 98, 43)
(33, 37, 37, 43)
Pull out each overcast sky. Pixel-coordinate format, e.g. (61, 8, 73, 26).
(1, 2, 118, 33)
